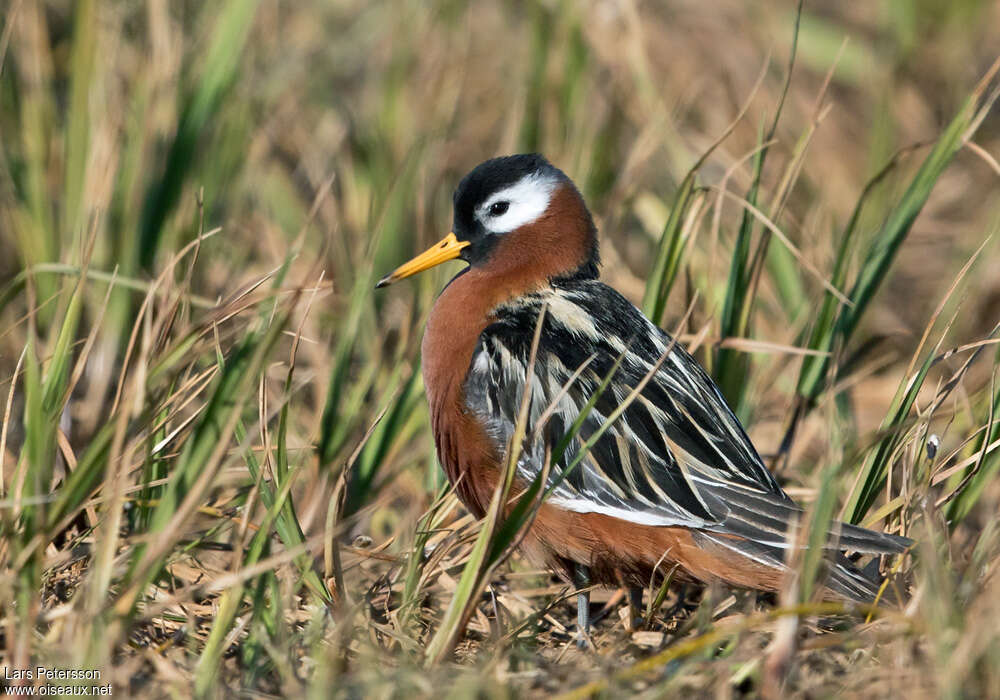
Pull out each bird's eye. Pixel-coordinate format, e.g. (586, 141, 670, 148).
(488, 201, 510, 217)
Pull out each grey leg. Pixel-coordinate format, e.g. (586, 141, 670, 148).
(574, 563, 590, 647)
(628, 585, 644, 629)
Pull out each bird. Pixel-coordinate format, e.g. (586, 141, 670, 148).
(376, 153, 910, 640)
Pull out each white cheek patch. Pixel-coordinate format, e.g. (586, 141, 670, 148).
(476, 171, 559, 234)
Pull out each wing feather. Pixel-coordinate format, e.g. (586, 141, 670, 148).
(463, 280, 909, 557)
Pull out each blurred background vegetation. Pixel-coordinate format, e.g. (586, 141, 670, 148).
(1, 0, 999, 696)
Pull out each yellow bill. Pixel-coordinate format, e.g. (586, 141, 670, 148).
(375, 232, 470, 288)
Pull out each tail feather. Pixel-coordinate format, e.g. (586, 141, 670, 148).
(834, 521, 911, 555)
(826, 555, 879, 602)
(708, 482, 913, 556)
(695, 531, 904, 603)
(696, 485, 911, 603)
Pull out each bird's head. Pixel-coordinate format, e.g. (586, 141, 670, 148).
(376, 154, 599, 289)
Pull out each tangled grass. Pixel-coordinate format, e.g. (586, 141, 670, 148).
(1, 1, 1000, 697)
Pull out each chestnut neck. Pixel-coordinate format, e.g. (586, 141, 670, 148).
(421, 183, 598, 413)
(472, 182, 598, 294)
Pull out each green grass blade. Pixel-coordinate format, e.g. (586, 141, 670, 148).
(842, 352, 933, 524)
(345, 366, 422, 515)
(714, 125, 766, 411)
(518, 3, 553, 152)
(795, 171, 888, 405)
(715, 3, 802, 410)
(946, 352, 1000, 523)
(798, 80, 995, 410)
(836, 104, 976, 344)
(62, 0, 97, 242)
(641, 173, 697, 327)
(799, 456, 843, 601)
(318, 273, 372, 466)
(138, 0, 260, 268)
(121, 306, 291, 612)
(423, 309, 550, 665)
(194, 459, 299, 697)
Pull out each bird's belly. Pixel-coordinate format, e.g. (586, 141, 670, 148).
(523, 504, 785, 591)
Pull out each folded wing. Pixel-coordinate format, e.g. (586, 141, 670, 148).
(464, 279, 909, 559)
